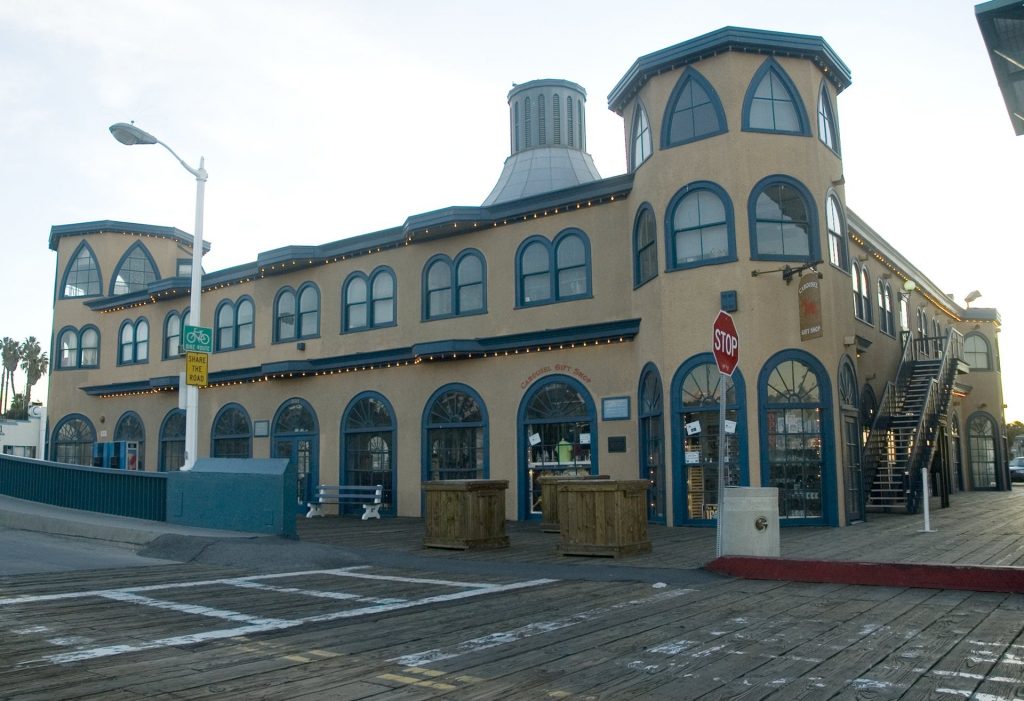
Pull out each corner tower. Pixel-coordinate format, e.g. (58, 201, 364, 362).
(483, 79, 602, 206)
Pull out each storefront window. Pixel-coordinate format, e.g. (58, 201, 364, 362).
(425, 387, 486, 480)
(679, 362, 739, 521)
(343, 394, 395, 513)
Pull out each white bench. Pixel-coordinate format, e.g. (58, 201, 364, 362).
(306, 484, 383, 520)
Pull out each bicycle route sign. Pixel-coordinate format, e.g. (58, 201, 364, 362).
(182, 325, 213, 353)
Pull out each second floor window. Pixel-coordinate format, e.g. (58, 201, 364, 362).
(216, 297, 255, 351)
(163, 309, 190, 359)
(424, 251, 485, 320)
(118, 318, 149, 365)
(57, 326, 99, 369)
(517, 230, 592, 306)
(275, 283, 320, 342)
(343, 268, 396, 332)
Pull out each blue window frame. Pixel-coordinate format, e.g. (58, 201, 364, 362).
(742, 57, 810, 135)
(661, 67, 728, 147)
(210, 403, 252, 458)
(114, 411, 145, 471)
(826, 193, 849, 272)
(817, 82, 841, 154)
(163, 309, 190, 359)
(60, 241, 102, 298)
(670, 354, 748, 525)
(215, 296, 255, 351)
(758, 350, 836, 526)
(423, 250, 486, 320)
(275, 283, 319, 342)
(631, 101, 653, 169)
(633, 205, 658, 287)
(516, 229, 592, 307)
(967, 412, 1000, 489)
(421, 383, 489, 482)
(57, 325, 100, 369)
(110, 242, 159, 296)
(666, 181, 736, 270)
(117, 318, 149, 365)
(343, 267, 396, 332)
(748, 175, 818, 262)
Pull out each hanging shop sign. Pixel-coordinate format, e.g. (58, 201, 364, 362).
(798, 272, 823, 341)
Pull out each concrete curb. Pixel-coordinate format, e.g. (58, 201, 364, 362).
(706, 556, 1024, 593)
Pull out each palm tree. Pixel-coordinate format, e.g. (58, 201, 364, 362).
(19, 336, 48, 412)
(1, 337, 20, 413)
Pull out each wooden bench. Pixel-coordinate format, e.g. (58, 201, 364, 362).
(306, 484, 383, 520)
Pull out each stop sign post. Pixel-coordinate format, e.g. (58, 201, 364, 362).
(712, 311, 739, 557)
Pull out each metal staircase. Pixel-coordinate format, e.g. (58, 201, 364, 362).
(862, 330, 964, 513)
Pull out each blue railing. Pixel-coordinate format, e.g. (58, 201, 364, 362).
(0, 455, 167, 521)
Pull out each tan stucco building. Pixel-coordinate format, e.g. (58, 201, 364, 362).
(46, 27, 1008, 527)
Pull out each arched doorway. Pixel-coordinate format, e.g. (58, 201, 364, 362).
(638, 364, 665, 524)
(671, 354, 747, 525)
(837, 357, 864, 523)
(272, 398, 319, 512)
(518, 376, 597, 520)
(341, 392, 396, 516)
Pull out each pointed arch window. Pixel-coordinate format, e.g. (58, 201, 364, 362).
(631, 102, 653, 170)
(668, 181, 735, 269)
(743, 58, 810, 135)
(817, 83, 841, 154)
(111, 243, 158, 295)
(61, 242, 102, 298)
(662, 68, 727, 147)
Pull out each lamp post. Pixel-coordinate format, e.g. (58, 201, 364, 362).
(110, 122, 206, 471)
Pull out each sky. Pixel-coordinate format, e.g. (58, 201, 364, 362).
(1, 0, 1021, 422)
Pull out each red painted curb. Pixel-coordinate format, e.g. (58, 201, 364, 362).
(705, 556, 1024, 593)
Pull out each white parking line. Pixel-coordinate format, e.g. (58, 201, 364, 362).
(8, 569, 556, 667)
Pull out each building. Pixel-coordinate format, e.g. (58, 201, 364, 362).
(46, 26, 1008, 527)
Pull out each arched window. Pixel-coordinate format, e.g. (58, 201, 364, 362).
(371, 269, 396, 326)
(216, 300, 235, 351)
(538, 94, 546, 145)
(344, 268, 396, 331)
(424, 251, 485, 320)
(968, 413, 998, 489)
(633, 205, 658, 286)
(61, 242, 102, 298)
(51, 415, 95, 465)
(342, 393, 396, 514)
(114, 411, 145, 471)
(118, 318, 149, 365)
(519, 377, 596, 519)
(837, 357, 864, 523)
(759, 352, 833, 523)
(826, 194, 848, 271)
(817, 82, 840, 154)
(673, 357, 746, 523)
(343, 276, 367, 331)
(749, 176, 817, 261)
(631, 102, 653, 169)
(159, 409, 186, 471)
(552, 93, 561, 145)
(163, 309, 189, 359)
(963, 333, 991, 370)
(852, 263, 871, 324)
(272, 398, 319, 509)
(275, 288, 296, 341)
(743, 57, 810, 135)
(566, 96, 574, 147)
(80, 327, 99, 367)
(516, 230, 591, 306)
(423, 385, 487, 481)
(513, 101, 520, 151)
(111, 242, 158, 295)
(57, 327, 79, 369)
(668, 181, 735, 269)
(524, 96, 532, 148)
(236, 298, 254, 347)
(211, 404, 252, 458)
(662, 67, 727, 147)
(638, 365, 665, 523)
(878, 282, 895, 335)
(298, 283, 320, 338)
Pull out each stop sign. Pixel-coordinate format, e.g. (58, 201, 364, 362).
(712, 311, 739, 376)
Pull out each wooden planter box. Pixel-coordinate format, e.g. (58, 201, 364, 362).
(539, 474, 609, 533)
(422, 479, 509, 550)
(557, 479, 652, 557)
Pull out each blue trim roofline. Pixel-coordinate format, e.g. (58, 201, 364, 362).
(608, 26, 852, 115)
(49, 220, 210, 254)
(81, 318, 642, 397)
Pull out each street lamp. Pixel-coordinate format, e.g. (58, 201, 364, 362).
(110, 122, 206, 471)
